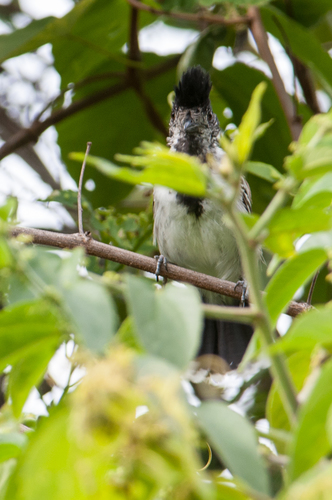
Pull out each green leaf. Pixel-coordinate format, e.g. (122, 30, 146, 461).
(0, 17, 55, 63)
(4, 406, 82, 500)
(62, 280, 118, 353)
(215, 482, 252, 500)
(261, 6, 332, 96)
(289, 357, 332, 481)
(0, 197, 17, 222)
(212, 64, 292, 214)
(264, 207, 332, 256)
(8, 338, 58, 418)
(0, 237, 13, 268)
(57, 53, 174, 207)
(231, 82, 267, 165)
(265, 249, 327, 326)
(126, 276, 202, 369)
(283, 461, 332, 500)
(244, 161, 284, 183)
(71, 143, 207, 197)
(9, 247, 118, 353)
(271, 306, 332, 354)
(196, 401, 270, 495)
(0, 433, 27, 463)
(293, 172, 332, 209)
(275, 0, 332, 27)
(0, 300, 63, 372)
(267, 351, 312, 432)
(52, 0, 131, 88)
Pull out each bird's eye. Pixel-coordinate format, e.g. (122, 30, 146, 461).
(208, 111, 213, 122)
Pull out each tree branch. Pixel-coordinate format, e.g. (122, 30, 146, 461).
(248, 6, 302, 141)
(10, 225, 311, 318)
(0, 56, 180, 162)
(127, 6, 168, 137)
(0, 107, 61, 190)
(126, 0, 249, 26)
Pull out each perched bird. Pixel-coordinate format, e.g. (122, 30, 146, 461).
(153, 66, 253, 368)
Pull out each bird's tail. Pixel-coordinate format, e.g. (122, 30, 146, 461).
(198, 318, 253, 369)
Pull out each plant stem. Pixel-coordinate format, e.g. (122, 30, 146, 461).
(203, 304, 262, 323)
(229, 209, 298, 422)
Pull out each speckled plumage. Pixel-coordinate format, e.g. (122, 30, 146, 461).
(153, 66, 253, 367)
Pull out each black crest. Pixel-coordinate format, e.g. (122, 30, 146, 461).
(174, 66, 212, 109)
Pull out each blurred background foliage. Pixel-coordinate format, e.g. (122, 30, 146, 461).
(1, 0, 332, 499)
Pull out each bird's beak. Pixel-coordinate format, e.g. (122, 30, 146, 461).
(184, 115, 205, 134)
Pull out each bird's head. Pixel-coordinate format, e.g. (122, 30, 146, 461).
(167, 66, 220, 161)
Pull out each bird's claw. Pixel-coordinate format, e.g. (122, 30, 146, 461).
(234, 279, 249, 307)
(154, 255, 167, 282)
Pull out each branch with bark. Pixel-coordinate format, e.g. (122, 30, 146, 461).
(10, 226, 311, 318)
(248, 6, 302, 141)
(0, 56, 180, 162)
(125, 0, 249, 26)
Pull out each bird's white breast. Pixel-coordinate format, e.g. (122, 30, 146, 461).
(153, 186, 242, 282)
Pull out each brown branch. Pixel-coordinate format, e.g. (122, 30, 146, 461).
(10, 225, 311, 318)
(0, 81, 128, 161)
(127, 6, 168, 137)
(248, 6, 302, 141)
(0, 107, 61, 190)
(0, 56, 180, 162)
(270, 14, 320, 115)
(126, 0, 249, 26)
(135, 85, 168, 137)
(292, 57, 320, 114)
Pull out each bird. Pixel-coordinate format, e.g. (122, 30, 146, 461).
(153, 66, 253, 369)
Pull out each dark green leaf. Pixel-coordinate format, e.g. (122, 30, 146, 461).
(57, 52, 174, 207)
(261, 7, 332, 96)
(0, 17, 55, 63)
(273, 0, 332, 27)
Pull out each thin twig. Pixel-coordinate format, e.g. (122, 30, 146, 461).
(126, 0, 249, 26)
(307, 270, 319, 305)
(248, 6, 302, 141)
(77, 142, 92, 234)
(10, 225, 311, 318)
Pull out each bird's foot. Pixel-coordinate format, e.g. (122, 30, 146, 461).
(234, 279, 249, 307)
(154, 255, 168, 283)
